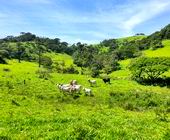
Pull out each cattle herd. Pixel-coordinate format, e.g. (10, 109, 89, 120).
(57, 80, 93, 96)
(57, 78, 111, 96)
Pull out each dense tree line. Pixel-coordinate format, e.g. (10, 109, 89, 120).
(72, 42, 120, 77)
(0, 32, 73, 64)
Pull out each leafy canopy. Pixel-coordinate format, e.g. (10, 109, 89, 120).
(129, 57, 170, 83)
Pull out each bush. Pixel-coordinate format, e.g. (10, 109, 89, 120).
(63, 65, 79, 74)
(41, 56, 53, 68)
(0, 57, 7, 64)
(129, 57, 170, 84)
(36, 69, 51, 79)
(91, 67, 100, 78)
(151, 40, 163, 50)
(54, 63, 79, 74)
(3, 68, 10, 72)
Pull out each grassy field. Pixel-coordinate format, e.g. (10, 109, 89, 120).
(45, 53, 74, 67)
(0, 40, 170, 139)
(110, 39, 170, 79)
(0, 59, 170, 139)
(109, 59, 131, 79)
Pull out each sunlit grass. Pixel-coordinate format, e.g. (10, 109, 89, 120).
(0, 58, 170, 139)
(144, 40, 170, 57)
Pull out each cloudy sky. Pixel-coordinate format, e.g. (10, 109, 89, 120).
(0, 0, 170, 44)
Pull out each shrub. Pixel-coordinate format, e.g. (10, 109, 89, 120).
(41, 56, 53, 68)
(3, 68, 10, 72)
(63, 65, 79, 74)
(91, 67, 100, 78)
(0, 57, 7, 64)
(129, 57, 170, 84)
(36, 69, 51, 79)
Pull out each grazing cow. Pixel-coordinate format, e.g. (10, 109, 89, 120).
(88, 79, 96, 86)
(57, 84, 72, 94)
(102, 78, 111, 84)
(71, 84, 82, 93)
(83, 88, 92, 96)
(57, 83, 82, 94)
(70, 80, 77, 86)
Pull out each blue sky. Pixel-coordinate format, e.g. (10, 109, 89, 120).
(0, 0, 170, 44)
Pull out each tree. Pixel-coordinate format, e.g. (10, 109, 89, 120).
(91, 67, 100, 78)
(0, 49, 9, 58)
(129, 57, 170, 84)
(0, 57, 6, 64)
(73, 43, 97, 68)
(16, 42, 25, 63)
(41, 56, 53, 68)
(99, 53, 120, 74)
(18, 32, 36, 42)
(35, 39, 46, 67)
(101, 39, 118, 50)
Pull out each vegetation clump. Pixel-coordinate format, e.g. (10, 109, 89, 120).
(129, 57, 170, 85)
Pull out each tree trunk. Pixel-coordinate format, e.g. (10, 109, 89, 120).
(38, 50, 41, 67)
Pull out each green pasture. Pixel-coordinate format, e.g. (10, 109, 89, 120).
(0, 60, 170, 139)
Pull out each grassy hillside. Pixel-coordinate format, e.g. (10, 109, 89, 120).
(110, 39, 170, 80)
(0, 32, 170, 139)
(117, 35, 146, 42)
(109, 59, 131, 79)
(45, 53, 74, 67)
(144, 40, 170, 57)
(0, 60, 170, 139)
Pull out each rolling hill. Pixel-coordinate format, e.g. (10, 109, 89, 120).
(0, 25, 170, 139)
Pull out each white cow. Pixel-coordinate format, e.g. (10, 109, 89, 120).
(71, 84, 82, 93)
(57, 83, 82, 94)
(88, 79, 96, 86)
(83, 87, 92, 96)
(70, 80, 77, 85)
(57, 84, 71, 94)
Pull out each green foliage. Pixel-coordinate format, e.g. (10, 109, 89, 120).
(0, 49, 9, 58)
(73, 43, 97, 68)
(36, 69, 51, 79)
(73, 43, 120, 76)
(91, 67, 100, 78)
(129, 57, 170, 84)
(40, 56, 53, 68)
(158, 24, 170, 39)
(62, 65, 79, 74)
(0, 57, 6, 64)
(115, 44, 141, 59)
(101, 39, 118, 50)
(150, 39, 163, 50)
(0, 33, 73, 66)
(16, 42, 26, 63)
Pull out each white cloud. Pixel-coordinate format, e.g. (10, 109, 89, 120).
(38, 0, 170, 33)
(122, 0, 170, 32)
